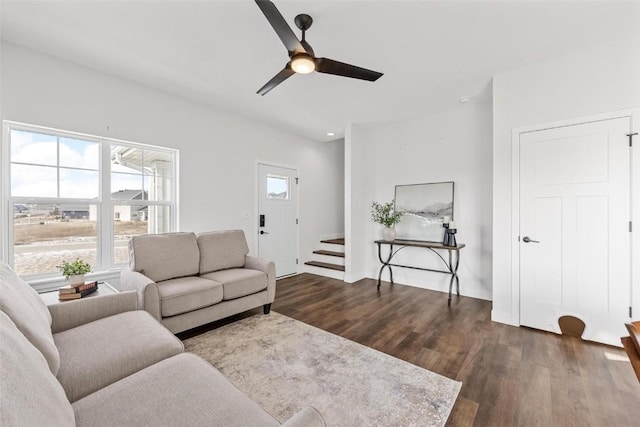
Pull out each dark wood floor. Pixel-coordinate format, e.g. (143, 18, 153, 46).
(269, 274, 640, 427)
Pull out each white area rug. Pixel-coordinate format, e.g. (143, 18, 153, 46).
(184, 312, 461, 426)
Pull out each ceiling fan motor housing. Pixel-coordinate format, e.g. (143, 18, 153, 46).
(294, 14, 313, 31)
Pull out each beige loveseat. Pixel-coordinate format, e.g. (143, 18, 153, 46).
(0, 262, 324, 427)
(121, 230, 276, 333)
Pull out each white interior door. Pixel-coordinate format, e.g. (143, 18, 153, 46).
(258, 164, 298, 277)
(519, 117, 631, 346)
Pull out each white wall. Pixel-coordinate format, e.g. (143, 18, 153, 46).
(361, 101, 493, 300)
(492, 40, 640, 325)
(0, 42, 344, 271)
(344, 124, 372, 283)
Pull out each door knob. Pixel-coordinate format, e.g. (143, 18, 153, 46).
(522, 236, 539, 243)
(260, 230, 269, 235)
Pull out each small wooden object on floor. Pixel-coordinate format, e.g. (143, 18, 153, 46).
(622, 321, 640, 382)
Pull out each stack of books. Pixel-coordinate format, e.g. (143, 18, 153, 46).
(58, 281, 99, 301)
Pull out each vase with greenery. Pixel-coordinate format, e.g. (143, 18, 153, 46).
(371, 200, 403, 241)
(57, 258, 91, 285)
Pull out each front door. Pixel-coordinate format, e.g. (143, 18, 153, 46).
(258, 164, 298, 277)
(519, 117, 631, 346)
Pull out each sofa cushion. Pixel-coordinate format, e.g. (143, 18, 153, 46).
(197, 230, 249, 274)
(54, 310, 184, 402)
(201, 268, 267, 300)
(0, 311, 75, 426)
(129, 232, 200, 282)
(0, 262, 60, 375)
(72, 353, 279, 427)
(157, 276, 224, 317)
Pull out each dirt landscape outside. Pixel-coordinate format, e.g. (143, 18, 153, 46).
(14, 213, 147, 275)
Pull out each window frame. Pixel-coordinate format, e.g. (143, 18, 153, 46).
(1, 121, 179, 283)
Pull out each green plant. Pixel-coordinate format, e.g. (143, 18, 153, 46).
(57, 258, 91, 278)
(371, 200, 403, 228)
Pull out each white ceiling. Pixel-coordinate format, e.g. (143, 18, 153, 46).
(1, 0, 638, 142)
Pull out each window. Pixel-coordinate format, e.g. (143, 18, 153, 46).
(266, 174, 289, 199)
(3, 122, 178, 278)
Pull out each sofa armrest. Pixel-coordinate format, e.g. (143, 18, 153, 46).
(120, 269, 162, 321)
(281, 406, 326, 427)
(245, 255, 276, 303)
(49, 291, 137, 334)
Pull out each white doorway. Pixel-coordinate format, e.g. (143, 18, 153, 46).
(258, 163, 298, 277)
(516, 115, 632, 346)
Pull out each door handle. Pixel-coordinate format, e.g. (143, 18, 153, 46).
(522, 236, 539, 243)
(260, 230, 269, 235)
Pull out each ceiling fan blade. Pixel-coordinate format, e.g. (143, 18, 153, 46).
(257, 65, 295, 96)
(255, 0, 305, 54)
(315, 58, 383, 82)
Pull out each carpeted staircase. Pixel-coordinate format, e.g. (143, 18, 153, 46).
(304, 238, 345, 280)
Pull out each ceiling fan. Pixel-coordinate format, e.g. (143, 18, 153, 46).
(254, 0, 384, 95)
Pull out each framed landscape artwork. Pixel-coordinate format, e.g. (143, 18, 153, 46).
(394, 182, 454, 242)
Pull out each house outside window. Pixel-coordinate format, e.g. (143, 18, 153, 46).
(2, 122, 178, 279)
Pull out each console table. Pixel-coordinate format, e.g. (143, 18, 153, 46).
(375, 239, 466, 306)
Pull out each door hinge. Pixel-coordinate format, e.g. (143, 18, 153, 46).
(296, 218, 298, 225)
(630, 221, 633, 232)
(295, 177, 299, 184)
(627, 132, 637, 147)
(630, 306, 633, 318)
(296, 258, 298, 265)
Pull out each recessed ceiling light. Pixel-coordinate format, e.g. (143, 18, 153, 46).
(458, 97, 472, 104)
(326, 132, 336, 137)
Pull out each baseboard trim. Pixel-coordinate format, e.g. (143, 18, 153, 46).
(491, 310, 519, 327)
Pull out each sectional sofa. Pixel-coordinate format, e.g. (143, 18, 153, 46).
(0, 262, 324, 426)
(121, 230, 276, 333)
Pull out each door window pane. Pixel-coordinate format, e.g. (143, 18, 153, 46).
(113, 205, 171, 264)
(13, 203, 97, 276)
(267, 174, 289, 199)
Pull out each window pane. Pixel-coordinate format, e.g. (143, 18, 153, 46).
(59, 137, 99, 169)
(267, 174, 289, 199)
(144, 173, 172, 201)
(111, 145, 143, 174)
(113, 205, 171, 264)
(143, 149, 172, 172)
(111, 172, 143, 195)
(60, 168, 99, 199)
(10, 129, 57, 166)
(13, 203, 97, 276)
(11, 164, 57, 197)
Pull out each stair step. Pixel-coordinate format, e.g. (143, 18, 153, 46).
(304, 261, 345, 272)
(320, 238, 345, 245)
(312, 250, 345, 258)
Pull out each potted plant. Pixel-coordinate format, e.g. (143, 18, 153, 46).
(57, 258, 91, 285)
(371, 200, 403, 241)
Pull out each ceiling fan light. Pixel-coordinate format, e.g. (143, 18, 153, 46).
(291, 54, 315, 74)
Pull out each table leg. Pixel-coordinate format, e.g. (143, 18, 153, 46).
(446, 249, 462, 306)
(453, 249, 461, 296)
(377, 243, 394, 290)
(448, 274, 455, 306)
